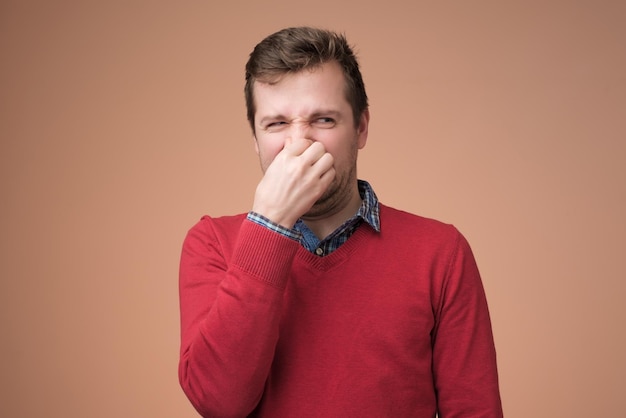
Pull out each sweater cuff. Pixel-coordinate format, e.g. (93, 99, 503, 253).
(232, 219, 299, 289)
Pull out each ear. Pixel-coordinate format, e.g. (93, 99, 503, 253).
(253, 134, 260, 155)
(357, 109, 370, 149)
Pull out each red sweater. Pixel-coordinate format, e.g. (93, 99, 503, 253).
(179, 204, 503, 417)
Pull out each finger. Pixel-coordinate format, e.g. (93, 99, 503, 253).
(311, 151, 334, 172)
(319, 164, 336, 184)
(299, 141, 327, 165)
(285, 136, 314, 155)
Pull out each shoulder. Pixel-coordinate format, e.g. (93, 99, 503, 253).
(183, 213, 247, 250)
(197, 213, 247, 232)
(377, 203, 473, 256)
(190, 212, 246, 231)
(380, 204, 458, 238)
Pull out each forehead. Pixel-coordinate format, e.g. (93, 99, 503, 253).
(253, 62, 349, 115)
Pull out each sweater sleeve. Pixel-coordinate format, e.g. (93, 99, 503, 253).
(178, 217, 299, 418)
(431, 230, 503, 417)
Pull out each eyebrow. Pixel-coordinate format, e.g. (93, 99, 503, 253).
(258, 110, 342, 126)
(311, 110, 342, 120)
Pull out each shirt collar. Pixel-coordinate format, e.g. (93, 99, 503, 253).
(356, 179, 381, 232)
(294, 179, 381, 238)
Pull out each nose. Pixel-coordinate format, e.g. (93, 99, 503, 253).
(292, 121, 314, 141)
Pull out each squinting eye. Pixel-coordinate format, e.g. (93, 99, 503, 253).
(266, 121, 287, 129)
(315, 118, 336, 126)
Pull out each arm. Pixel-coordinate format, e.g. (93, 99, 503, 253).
(179, 137, 334, 417)
(178, 218, 298, 417)
(432, 231, 503, 417)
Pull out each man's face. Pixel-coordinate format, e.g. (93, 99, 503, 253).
(252, 61, 369, 217)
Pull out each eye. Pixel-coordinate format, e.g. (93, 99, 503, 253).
(265, 121, 287, 131)
(314, 117, 336, 127)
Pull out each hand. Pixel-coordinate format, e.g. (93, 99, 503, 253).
(252, 137, 335, 228)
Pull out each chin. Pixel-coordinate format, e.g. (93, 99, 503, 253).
(305, 182, 349, 218)
(306, 167, 358, 218)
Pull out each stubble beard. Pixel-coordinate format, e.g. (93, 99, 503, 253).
(303, 156, 358, 220)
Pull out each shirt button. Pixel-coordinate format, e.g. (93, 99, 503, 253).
(315, 247, 324, 256)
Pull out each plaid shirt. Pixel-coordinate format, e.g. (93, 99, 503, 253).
(247, 180, 380, 257)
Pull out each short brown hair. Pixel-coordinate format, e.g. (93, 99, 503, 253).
(244, 26, 368, 131)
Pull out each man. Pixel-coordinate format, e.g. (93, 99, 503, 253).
(179, 26, 503, 417)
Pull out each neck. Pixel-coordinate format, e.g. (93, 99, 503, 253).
(301, 183, 362, 240)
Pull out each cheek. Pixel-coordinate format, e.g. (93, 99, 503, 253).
(317, 132, 358, 162)
(256, 137, 284, 166)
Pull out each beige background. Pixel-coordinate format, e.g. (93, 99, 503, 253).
(1, 1, 624, 417)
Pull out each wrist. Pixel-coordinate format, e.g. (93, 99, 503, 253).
(250, 205, 297, 230)
(247, 212, 301, 241)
